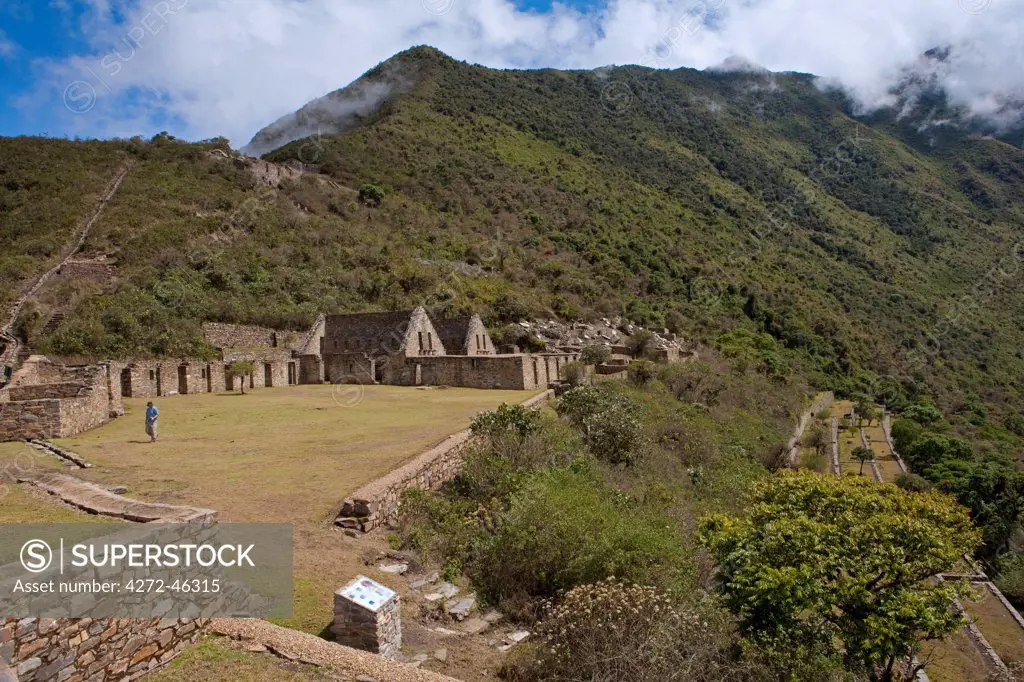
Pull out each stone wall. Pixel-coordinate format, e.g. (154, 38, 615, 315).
(0, 400, 61, 441)
(202, 322, 300, 350)
(412, 354, 573, 390)
(298, 354, 323, 384)
(1, 364, 118, 441)
(336, 390, 553, 532)
(1, 616, 209, 682)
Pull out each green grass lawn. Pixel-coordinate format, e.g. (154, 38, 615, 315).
(19, 384, 542, 637)
(964, 585, 1024, 667)
(59, 384, 539, 525)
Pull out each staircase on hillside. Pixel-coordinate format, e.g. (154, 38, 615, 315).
(42, 312, 66, 336)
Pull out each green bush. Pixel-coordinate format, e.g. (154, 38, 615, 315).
(503, 579, 754, 682)
(357, 183, 386, 207)
(996, 554, 1024, 608)
(629, 359, 658, 385)
(470, 403, 542, 440)
(580, 343, 612, 366)
(475, 468, 691, 609)
(896, 473, 933, 492)
(557, 386, 645, 465)
(561, 360, 589, 387)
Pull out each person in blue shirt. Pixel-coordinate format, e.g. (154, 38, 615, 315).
(145, 402, 159, 443)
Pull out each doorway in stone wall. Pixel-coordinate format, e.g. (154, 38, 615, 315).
(287, 363, 297, 385)
(206, 365, 213, 393)
(155, 367, 162, 396)
(374, 361, 384, 384)
(177, 365, 188, 395)
(264, 363, 273, 387)
(120, 368, 132, 397)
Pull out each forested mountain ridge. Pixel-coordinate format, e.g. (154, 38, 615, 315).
(3, 45, 1024, 449)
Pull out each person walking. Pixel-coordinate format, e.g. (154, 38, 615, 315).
(145, 401, 159, 443)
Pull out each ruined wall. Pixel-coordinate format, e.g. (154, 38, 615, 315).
(464, 316, 493, 356)
(324, 353, 376, 385)
(413, 355, 536, 390)
(299, 354, 323, 384)
(0, 400, 62, 441)
(1, 617, 209, 682)
(336, 390, 553, 532)
(9, 384, 86, 401)
(202, 322, 300, 350)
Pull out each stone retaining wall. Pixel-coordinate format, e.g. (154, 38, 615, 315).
(336, 390, 554, 532)
(0, 472, 217, 681)
(1, 616, 209, 682)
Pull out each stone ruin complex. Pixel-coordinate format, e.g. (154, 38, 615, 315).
(0, 310, 685, 441)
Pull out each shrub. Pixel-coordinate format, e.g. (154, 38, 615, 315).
(556, 386, 645, 465)
(627, 329, 656, 358)
(903, 404, 943, 426)
(560, 360, 589, 387)
(904, 434, 973, 471)
(890, 418, 924, 454)
(470, 403, 542, 441)
(580, 343, 612, 366)
(357, 183, 385, 207)
(996, 554, 1024, 608)
(475, 468, 691, 610)
(896, 473, 933, 492)
(659, 362, 725, 407)
(629, 359, 658, 384)
(503, 579, 750, 682)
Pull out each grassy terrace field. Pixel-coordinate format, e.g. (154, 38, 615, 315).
(0, 385, 540, 636)
(964, 584, 1024, 668)
(863, 423, 904, 483)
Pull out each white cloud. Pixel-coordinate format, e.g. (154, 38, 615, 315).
(18, 0, 1024, 146)
(0, 28, 17, 58)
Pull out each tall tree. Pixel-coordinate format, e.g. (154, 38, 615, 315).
(699, 471, 979, 681)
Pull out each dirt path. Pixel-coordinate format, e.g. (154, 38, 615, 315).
(0, 160, 133, 381)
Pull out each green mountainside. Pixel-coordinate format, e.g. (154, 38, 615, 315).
(3, 46, 1024, 442)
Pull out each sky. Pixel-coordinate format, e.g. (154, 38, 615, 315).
(0, 0, 1021, 148)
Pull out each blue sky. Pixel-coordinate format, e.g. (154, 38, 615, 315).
(0, 0, 1018, 147)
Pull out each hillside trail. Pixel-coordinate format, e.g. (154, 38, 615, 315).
(0, 159, 134, 384)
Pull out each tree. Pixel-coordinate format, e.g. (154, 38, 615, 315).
(904, 434, 973, 471)
(560, 361, 589, 387)
(628, 359, 657, 384)
(226, 361, 255, 394)
(556, 386, 645, 465)
(357, 183, 386, 207)
(580, 344, 612, 366)
(903, 404, 943, 427)
(698, 471, 980, 681)
(855, 399, 878, 426)
(852, 446, 876, 476)
(627, 329, 656, 359)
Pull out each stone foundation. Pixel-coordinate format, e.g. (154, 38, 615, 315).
(331, 578, 401, 659)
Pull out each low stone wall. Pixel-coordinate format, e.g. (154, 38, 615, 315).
(830, 418, 841, 476)
(1, 472, 217, 681)
(336, 390, 554, 532)
(1, 365, 117, 441)
(1, 616, 209, 682)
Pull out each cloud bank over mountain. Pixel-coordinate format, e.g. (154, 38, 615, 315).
(19, 0, 1024, 145)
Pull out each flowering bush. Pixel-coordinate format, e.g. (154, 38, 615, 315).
(504, 579, 751, 682)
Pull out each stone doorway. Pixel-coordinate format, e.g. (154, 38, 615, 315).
(287, 362, 297, 386)
(264, 363, 273, 387)
(177, 365, 188, 395)
(120, 367, 132, 397)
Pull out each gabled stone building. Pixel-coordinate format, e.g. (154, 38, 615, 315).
(431, 314, 493, 356)
(322, 307, 444, 385)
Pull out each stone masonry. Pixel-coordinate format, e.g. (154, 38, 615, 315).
(0, 616, 209, 682)
(332, 578, 402, 660)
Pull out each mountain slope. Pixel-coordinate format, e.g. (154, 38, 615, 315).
(3, 46, 1024, 447)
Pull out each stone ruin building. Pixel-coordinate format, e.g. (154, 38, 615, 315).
(0, 310, 688, 442)
(320, 307, 580, 391)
